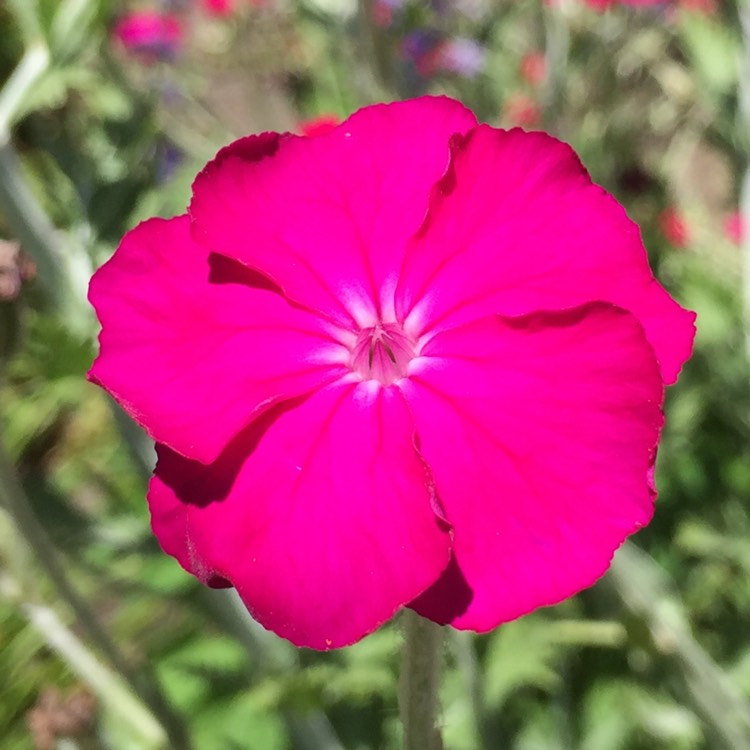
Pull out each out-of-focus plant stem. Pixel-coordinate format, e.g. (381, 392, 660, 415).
(5, 0, 44, 46)
(609, 543, 750, 749)
(400, 610, 443, 750)
(548, 619, 626, 647)
(0, 36, 92, 334)
(0, 43, 48, 137)
(356, 0, 393, 102)
(0, 142, 92, 333)
(542, 1, 570, 135)
(0, 439, 192, 750)
(451, 631, 493, 750)
(739, 1, 750, 359)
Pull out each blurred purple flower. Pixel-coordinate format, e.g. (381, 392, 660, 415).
(402, 30, 444, 76)
(438, 38, 487, 78)
(156, 140, 185, 184)
(403, 33, 486, 79)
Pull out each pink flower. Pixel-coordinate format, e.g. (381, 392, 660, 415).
(201, 0, 235, 15)
(198, 0, 269, 15)
(372, 0, 398, 26)
(659, 206, 690, 247)
(550, 0, 670, 9)
(725, 211, 745, 245)
(88, 97, 695, 649)
(112, 11, 183, 61)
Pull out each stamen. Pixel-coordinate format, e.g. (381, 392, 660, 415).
(351, 323, 416, 385)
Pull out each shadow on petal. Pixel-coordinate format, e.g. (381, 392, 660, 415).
(154, 394, 310, 508)
(408, 555, 474, 625)
(208, 253, 284, 294)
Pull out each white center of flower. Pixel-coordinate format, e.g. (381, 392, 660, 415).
(350, 323, 416, 385)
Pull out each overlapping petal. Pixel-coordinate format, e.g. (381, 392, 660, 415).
(190, 96, 477, 326)
(395, 125, 695, 384)
(149, 383, 452, 649)
(88, 215, 348, 463)
(401, 303, 664, 630)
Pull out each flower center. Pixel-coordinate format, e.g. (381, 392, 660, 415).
(350, 323, 416, 385)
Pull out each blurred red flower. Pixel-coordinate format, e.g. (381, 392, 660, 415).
(299, 115, 340, 137)
(520, 52, 547, 87)
(201, 0, 234, 15)
(200, 0, 269, 15)
(503, 93, 542, 128)
(659, 206, 690, 248)
(725, 211, 745, 245)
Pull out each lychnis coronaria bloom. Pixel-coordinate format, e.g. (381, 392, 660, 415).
(89, 96, 695, 649)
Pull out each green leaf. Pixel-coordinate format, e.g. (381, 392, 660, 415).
(483, 615, 562, 708)
(677, 13, 740, 96)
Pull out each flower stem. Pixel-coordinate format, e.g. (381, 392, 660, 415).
(541, 0, 570, 136)
(738, 0, 750, 359)
(399, 609, 443, 750)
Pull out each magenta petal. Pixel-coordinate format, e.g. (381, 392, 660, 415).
(401, 303, 664, 631)
(148, 447, 230, 589)
(396, 125, 695, 384)
(190, 96, 477, 326)
(88, 215, 347, 463)
(149, 383, 452, 649)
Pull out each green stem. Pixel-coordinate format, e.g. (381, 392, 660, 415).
(0, 43, 49, 138)
(399, 610, 443, 750)
(0, 141, 92, 333)
(355, 0, 392, 103)
(359, 0, 390, 85)
(5, 0, 44, 48)
(0, 34, 91, 334)
(739, 1, 750, 359)
(541, 0, 570, 136)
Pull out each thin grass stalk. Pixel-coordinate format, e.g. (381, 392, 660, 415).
(451, 630, 494, 750)
(542, 0, 570, 133)
(0, 38, 91, 333)
(739, 1, 750, 359)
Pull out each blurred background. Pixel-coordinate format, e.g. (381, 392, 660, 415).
(0, 0, 749, 748)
